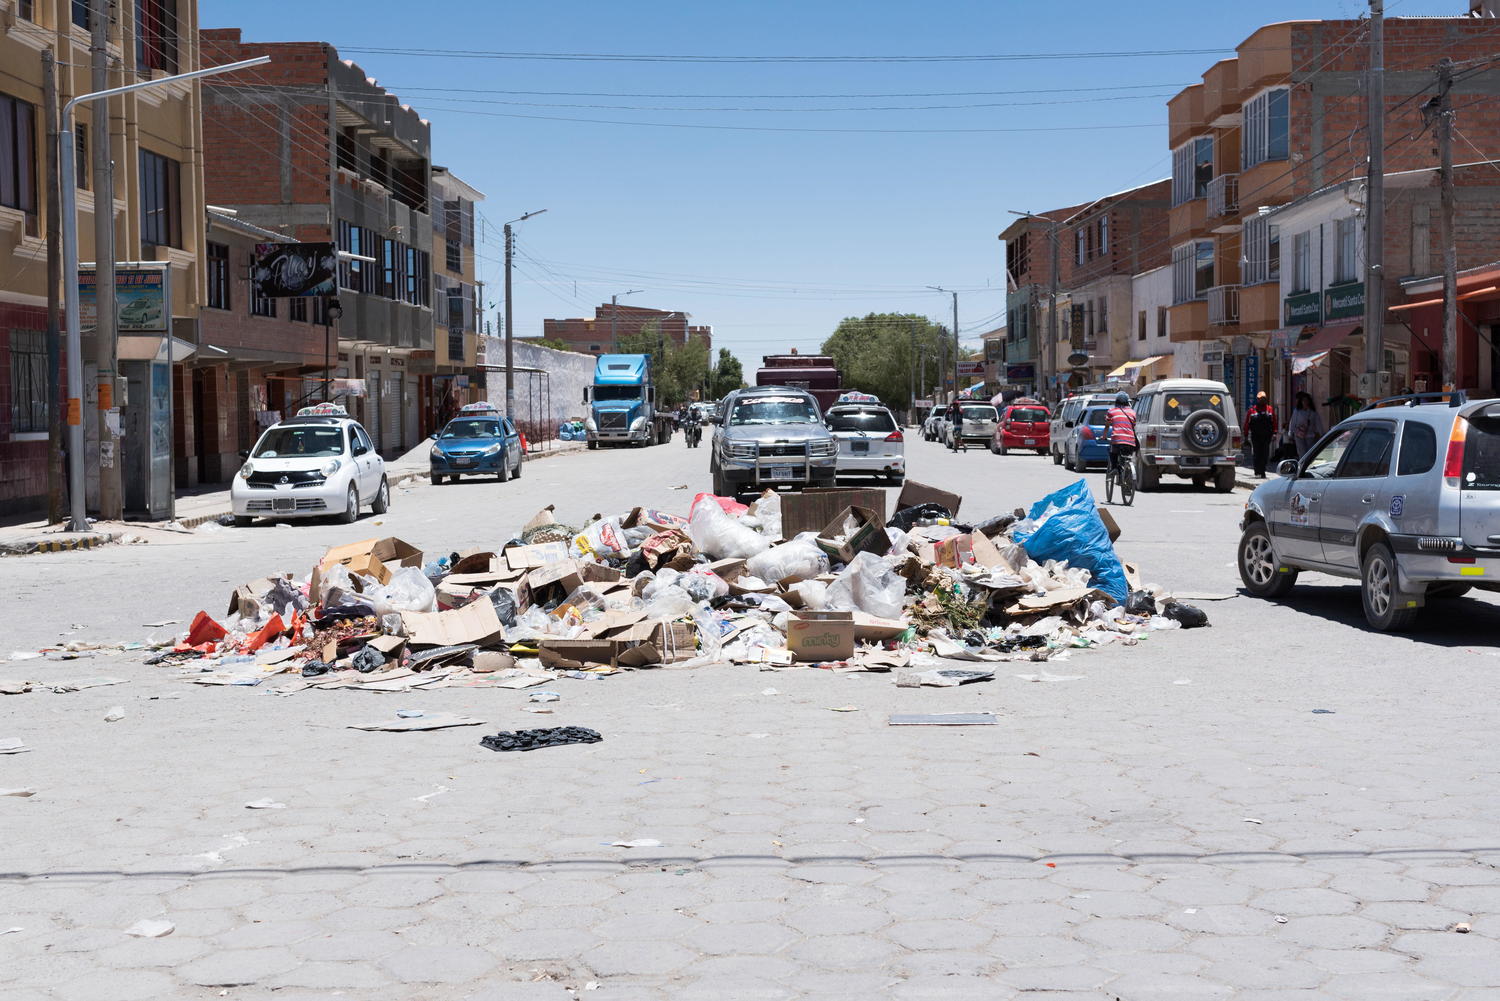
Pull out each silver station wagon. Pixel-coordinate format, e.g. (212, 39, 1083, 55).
(1237, 393, 1500, 631)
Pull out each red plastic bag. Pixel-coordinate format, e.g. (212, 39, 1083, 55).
(186, 611, 227, 646)
(243, 613, 286, 653)
(691, 492, 748, 519)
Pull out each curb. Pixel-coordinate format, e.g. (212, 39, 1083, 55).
(0, 532, 117, 556)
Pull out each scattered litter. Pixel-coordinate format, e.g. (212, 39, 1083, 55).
(1243, 817, 1263, 824)
(1160, 601, 1210, 628)
(350, 713, 486, 732)
(142, 620, 178, 628)
(414, 785, 450, 803)
(1312, 708, 1336, 714)
(761, 688, 779, 696)
(244, 799, 286, 810)
(521, 706, 554, 714)
(748, 732, 770, 739)
(104, 706, 125, 722)
(889, 713, 997, 726)
(896, 668, 994, 688)
(123, 919, 174, 938)
(0, 680, 31, 695)
(0, 927, 20, 936)
(49, 677, 129, 693)
(585, 982, 599, 991)
(1275, 915, 1288, 924)
(529, 691, 561, 703)
(1014, 671, 1084, 683)
(827, 705, 860, 712)
(0, 738, 30, 755)
(0, 788, 37, 797)
(394, 709, 425, 718)
(1173, 678, 1192, 685)
(480, 726, 604, 751)
(609, 838, 662, 848)
(1455, 922, 1472, 933)
(7, 652, 41, 662)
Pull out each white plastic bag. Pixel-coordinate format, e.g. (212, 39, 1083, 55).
(786, 579, 830, 610)
(745, 539, 829, 585)
(825, 551, 906, 619)
(369, 565, 438, 615)
(687, 497, 771, 560)
(754, 490, 784, 541)
(572, 516, 625, 559)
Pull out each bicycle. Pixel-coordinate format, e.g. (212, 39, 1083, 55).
(1105, 446, 1136, 507)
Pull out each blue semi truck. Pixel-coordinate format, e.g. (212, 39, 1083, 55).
(582, 353, 676, 448)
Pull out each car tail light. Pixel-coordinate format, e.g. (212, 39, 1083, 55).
(885, 430, 904, 442)
(1443, 417, 1468, 484)
(1080, 426, 1094, 440)
(1230, 428, 1242, 447)
(1447, 555, 1476, 564)
(1144, 433, 1157, 448)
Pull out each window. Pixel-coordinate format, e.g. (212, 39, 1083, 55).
(382, 239, 396, 299)
(71, 0, 90, 29)
(1337, 424, 1395, 478)
(8, 329, 46, 434)
(1138, 310, 1147, 342)
(404, 246, 417, 304)
(1097, 297, 1108, 335)
(138, 149, 181, 248)
(336, 129, 357, 173)
(1075, 226, 1086, 266)
(311, 296, 328, 325)
(135, 0, 179, 75)
(75, 124, 88, 191)
(1303, 427, 1357, 480)
(1396, 421, 1437, 476)
(1006, 233, 1030, 285)
(206, 242, 229, 310)
(1172, 136, 1213, 205)
(1098, 215, 1109, 257)
(1411, 205, 1431, 276)
(289, 297, 307, 322)
(18, 0, 34, 20)
(1243, 87, 1290, 169)
(1335, 216, 1358, 283)
(369, 148, 388, 191)
(1292, 231, 1312, 292)
(415, 249, 430, 307)
(1461, 413, 1500, 490)
(0, 92, 38, 221)
(448, 288, 465, 358)
(251, 289, 276, 317)
(1156, 305, 1167, 338)
(1244, 213, 1282, 285)
(445, 199, 463, 272)
(1174, 241, 1214, 302)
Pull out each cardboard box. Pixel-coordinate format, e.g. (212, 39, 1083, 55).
(896, 480, 962, 517)
(321, 537, 423, 571)
(815, 506, 892, 563)
(504, 542, 571, 570)
(786, 610, 856, 662)
(400, 600, 504, 648)
(781, 488, 888, 539)
(1097, 507, 1122, 544)
(537, 638, 618, 670)
(622, 507, 689, 532)
(616, 621, 698, 667)
(934, 534, 976, 568)
(709, 558, 777, 596)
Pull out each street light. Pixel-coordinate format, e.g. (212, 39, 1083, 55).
(1007, 209, 1062, 403)
(927, 286, 960, 403)
(322, 298, 344, 401)
(610, 289, 644, 351)
(503, 208, 548, 422)
(59, 54, 271, 531)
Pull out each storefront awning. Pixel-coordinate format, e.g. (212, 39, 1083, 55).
(1106, 355, 1168, 380)
(1289, 321, 1360, 373)
(1390, 285, 1500, 312)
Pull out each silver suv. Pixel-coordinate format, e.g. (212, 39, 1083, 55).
(1132, 378, 1241, 492)
(1238, 393, 1500, 631)
(709, 386, 838, 499)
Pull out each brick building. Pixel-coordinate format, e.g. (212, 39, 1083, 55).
(1165, 15, 1500, 412)
(199, 28, 433, 456)
(538, 303, 711, 356)
(1, 0, 205, 517)
(429, 166, 485, 427)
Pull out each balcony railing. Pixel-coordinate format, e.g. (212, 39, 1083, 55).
(1207, 174, 1239, 218)
(1208, 284, 1240, 325)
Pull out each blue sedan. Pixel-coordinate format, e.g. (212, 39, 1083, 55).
(429, 412, 523, 484)
(1063, 406, 1113, 471)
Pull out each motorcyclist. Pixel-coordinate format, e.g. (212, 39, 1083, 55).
(1105, 391, 1138, 477)
(681, 405, 701, 447)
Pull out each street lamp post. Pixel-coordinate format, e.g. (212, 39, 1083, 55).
(58, 55, 270, 531)
(609, 289, 644, 351)
(927, 286, 960, 402)
(321, 298, 344, 401)
(503, 209, 548, 423)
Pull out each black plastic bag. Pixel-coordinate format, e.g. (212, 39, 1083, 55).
(489, 587, 519, 627)
(351, 646, 386, 674)
(1125, 590, 1159, 616)
(888, 503, 953, 532)
(300, 660, 330, 678)
(480, 726, 604, 752)
(1162, 600, 1209, 628)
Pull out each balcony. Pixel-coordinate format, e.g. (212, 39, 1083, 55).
(1208, 285, 1240, 326)
(1207, 174, 1238, 219)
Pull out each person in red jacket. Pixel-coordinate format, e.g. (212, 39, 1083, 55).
(1243, 390, 1278, 478)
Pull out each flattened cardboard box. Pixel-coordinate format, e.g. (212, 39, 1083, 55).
(401, 600, 504, 648)
(321, 537, 423, 570)
(815, 506, 891, 564)
(708, 558, 777, 596)
(897, 480, 962, 517)
(616, 621, 698, 668)
(781, 488, 888, 539)
(504, 542, 570, 571)
(934, 534, 976, 568)
(786, 610, 856, 662)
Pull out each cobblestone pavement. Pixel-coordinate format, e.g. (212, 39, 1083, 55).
(3, 439, 1500, 999)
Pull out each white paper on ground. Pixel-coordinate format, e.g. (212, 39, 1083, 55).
(123, 919, 174, 938)
(348, 713, 486, 732)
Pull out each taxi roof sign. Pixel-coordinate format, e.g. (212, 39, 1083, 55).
(459, 402, 500, 414)
(297, 403, 349, 417)
(835, 391, 880, 405)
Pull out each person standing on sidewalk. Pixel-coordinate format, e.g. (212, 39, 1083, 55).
(1243, 390, 1278, 478)
(947, 399, 966, 452)
(1288, 391, 1323, 458)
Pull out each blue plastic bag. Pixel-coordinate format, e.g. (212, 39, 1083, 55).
(1011, 480, 1129, 603)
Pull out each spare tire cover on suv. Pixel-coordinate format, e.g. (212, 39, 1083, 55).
(1182, 409, 1229, 454)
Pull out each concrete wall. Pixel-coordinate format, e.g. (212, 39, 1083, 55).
(486, 340, 597, 433)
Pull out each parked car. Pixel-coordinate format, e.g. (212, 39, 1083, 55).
(1238, 392, 1500, 631)
(1062, 405, 1113, 471)
(825, 403, 905, 483)
(993, 401, 1051, 455)
(1132, 378, 1241, 491)
(429, 404, 524, 484)
(231, 403, 388, 526)
(922, 408, 946, 442)
(1051, 393, 1122, 465)
(709, 386, 838, 499)
(944, 402, 999, 448)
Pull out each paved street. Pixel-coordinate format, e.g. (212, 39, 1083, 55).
(4, 437, 1500, 1000)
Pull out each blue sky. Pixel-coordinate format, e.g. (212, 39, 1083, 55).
(202, 0, 1457, 376)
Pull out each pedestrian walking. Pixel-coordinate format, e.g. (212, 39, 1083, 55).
(1243, 390, 1278, 478)
(1288, 391, 1323, 457)
(947, 400, 965, 452)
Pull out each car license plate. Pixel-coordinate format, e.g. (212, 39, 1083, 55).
(768, 467, 794, 481)
(273, 497, 294, 513)
(1025, 439, 1036, 446)
(453, 456, 473, 466)
(852, 441, 869, 453)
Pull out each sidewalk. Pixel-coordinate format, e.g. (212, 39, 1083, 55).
(0, 438, 587, 556)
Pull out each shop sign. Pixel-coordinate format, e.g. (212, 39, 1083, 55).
(80, 265, 170, 334)
(1325, 282, 1365, 321)
(1005, 363, 1035, 382)
(1284, 290, 1322, 326)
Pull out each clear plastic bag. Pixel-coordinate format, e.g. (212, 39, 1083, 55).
(786, 579, 830, 610)
(745, 539, 829, 585)
(753, 490, 783, 540)
(571, 516, 625, 559)
(687, 496, 772, 559)
(368, 565, 438, 616)
(825, 551, 906, 619)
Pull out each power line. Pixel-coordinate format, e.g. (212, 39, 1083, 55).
(379, 91, 1180, 114)
(339, 45, 1237, 64)
(386, 81, 1194, 100)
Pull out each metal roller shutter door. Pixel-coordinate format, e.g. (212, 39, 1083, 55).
(366, 371, 382, 452)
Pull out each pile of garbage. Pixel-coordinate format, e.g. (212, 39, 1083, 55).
(152, 480, 1207, 694)
(557, 419, 588, 442)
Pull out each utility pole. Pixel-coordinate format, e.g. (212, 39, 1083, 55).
(1046, 222, 1060, 405)
(502, 209, 548, 421)
(92, 0, 121, 520)
(928, 287, 960, 401)
(908, 320, 916, 419)
(43, 49, 63, 524)
(1363, 0, 1386, 382)
(609, 289, 643, 351)
(1433, 58, 1458, 390)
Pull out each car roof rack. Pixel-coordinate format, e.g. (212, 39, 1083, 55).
(1363, 390, 1468, 411)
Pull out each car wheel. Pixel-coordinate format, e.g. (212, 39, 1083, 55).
(499, 454, 511, 482)
(1136, 456, 1160, 492)
(997, 443, 1008, 456)
(1214, 467, 1236, 493)
(429, 473, 443, 485)
(233, 515, 253, 528)
(1238, 521, 1297, 598)
(513, 453, 523, 479)
(1036, 449, 1048, 456)
(371, 477, 390, 514)
(1427, 582, 1472, 599)
(1361, 541, 1420, 631)
(587, 440, 598, 450)
(341, 485, 359, 524)
(1052, 448, 1062, 466)
(711, 466, 727, 497)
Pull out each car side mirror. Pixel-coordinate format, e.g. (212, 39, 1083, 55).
(238, 449, 250, 459)
(1278, 459, 1299, 477)
(429, 432, 438, 440)
(1064, 421, 1074, 428)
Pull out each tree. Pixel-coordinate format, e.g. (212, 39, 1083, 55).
(614, 322, 710, 407)
(709, 348, 744, 399)
(821, 313, 953, 408)
(529, 337, 572, 352)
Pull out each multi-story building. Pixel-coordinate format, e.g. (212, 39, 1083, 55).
(1, 0, 205, 516)
(199, 28, 433, 456)
(539, 303, 711, 356)
(1165, 14, 1500, 414)
(430, 165, 484, 430)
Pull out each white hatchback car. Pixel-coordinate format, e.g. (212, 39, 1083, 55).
(824, 404, 906, 484)
(232, 404, 389, 525)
